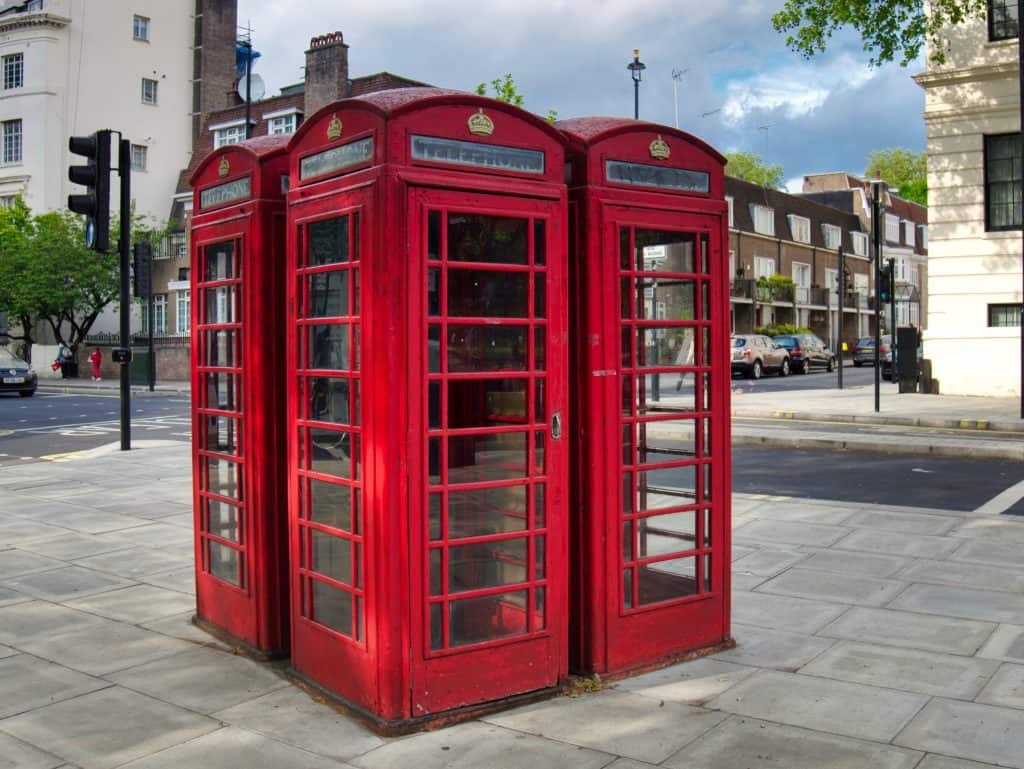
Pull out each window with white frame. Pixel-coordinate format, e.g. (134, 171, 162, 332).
(885, 213, 900, 243)
(854, 273, 869, 297)
(141, 78, 158, 105)
(825, 268, 839, 298)
(130, 144, 147, 171)
(729, 250, 736, 279)
(153, 294, 167, 334)
(176, 290, 190, 334)
(903, 220, 915, 247)
(2, 119, 22, 164)
(3, 53, 23, 90)
(726, 196, 734, 227)
(821, 223, 842, 250)
(850, 231, 868, 257)
(788, 214, 811, 243)
(213, 124, 246, 148)
(918, 225, 928, 249)
(895, 258, 908, 282)
(268, 114, 297, 135)
(754, 256, 775, 279)
(133, 15, 149, 41)
(792, 262, 811, 303)
(911, 264, 920, 287)
(0, 194, 16, 208)
(751, 204, 774, 236)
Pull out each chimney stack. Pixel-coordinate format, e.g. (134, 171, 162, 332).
(304, 32, 350, 117)
(193, 0, 241, 145)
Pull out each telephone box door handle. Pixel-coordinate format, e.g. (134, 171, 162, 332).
(551, 411, 562, 440)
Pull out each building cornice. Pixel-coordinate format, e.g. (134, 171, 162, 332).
(0, 12, 70, 34)
(914, 61, 1017, 88)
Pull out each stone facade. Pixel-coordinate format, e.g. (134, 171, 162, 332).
(913, 5, 1023, 396)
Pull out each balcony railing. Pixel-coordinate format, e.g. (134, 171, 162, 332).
(730, 278, 754, 299)
(755, 282, 794, 303)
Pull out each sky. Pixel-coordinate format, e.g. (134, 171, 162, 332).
(236, 0, 925, 192)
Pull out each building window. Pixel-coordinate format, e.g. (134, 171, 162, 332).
(0, 194, 16, 208)
(822, 223, 842, 250)
(213, 124, 246, 148)
(903, 220, 915, 247)
(985, 134, 1021, 230)
(787, 214, 811, 243)
(268, 114, 297, 135)
(141, 78, 158, 105)
(726, 196, 734, 227)
(176, 290, 191, 334)
(850, 231, 868, 257)
(133, 15, 149, 41)
(3, 53, 23, 90)
(884, 213, 901, 243)
(153, 294, 167, 334)
(989, 0, 1018, 41)
(2, 119, 22, 164)
(754, 256, 775, 279)
(988, 303, 1022, 327)
(751, 204, 774, 236)
(169, 233, 188, 258)
(918, 225, 928, 249)
(130, 144, 147, 171)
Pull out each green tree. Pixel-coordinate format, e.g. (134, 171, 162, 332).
(724, 151, 786, 188)
(0, 198, 168, 362)
(865, 148, 928, 204)
(771, 0, 987, 67)
(475, 73, 558, 123)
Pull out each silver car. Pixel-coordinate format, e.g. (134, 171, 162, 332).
(731, 335, 791, 379)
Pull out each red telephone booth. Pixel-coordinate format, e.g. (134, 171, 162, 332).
(558, 118, 732, 677)
(190, 135, 290, 657)
(285, 89, 569, 730)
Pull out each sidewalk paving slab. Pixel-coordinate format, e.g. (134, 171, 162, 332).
(713, 623, 837, 671)
(833, 528, 961, 559)
(706, 669, 929, 742)
(662, 716, 924, 769)
(482, 690, 728, 764)
(894, 698, 1024, 767)
(0, 687, 221, 769)
(797, 549, 910, 578)
(0, 655, 110, 720)
(799, 641, 1000, 699)
(0, 731, 65, 769)
(888, 584, 1024, 625)
(817, 606, 997, 657)
(896, 558, 1024, 594)
(974, 662, 1024, 709)
(731, 590, 848, 634)
(976, 624, 1024, 664)
(612, 657, 757, 705)
(754, 567, 907, 606)
(351, 721, 614, 769)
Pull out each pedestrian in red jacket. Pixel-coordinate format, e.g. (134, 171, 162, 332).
(88, 348, 102, 381)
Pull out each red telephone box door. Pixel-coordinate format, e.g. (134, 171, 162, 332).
(604, 206, 729, 671)
(408, 188, 568, 715)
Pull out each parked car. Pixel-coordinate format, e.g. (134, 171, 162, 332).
(0, 346, 37, 397)
(852, 335, 892, 367)
(731, 335, 790, 379)
(773, 333, 836, 374)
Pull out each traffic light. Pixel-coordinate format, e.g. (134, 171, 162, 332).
(67, 130, 112, 252)
(132, 242, 152, 298)
(879, 261, 893, 303)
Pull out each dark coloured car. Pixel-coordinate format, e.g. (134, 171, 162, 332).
(773, 333, 835, 374)
(0, 346, 37, 397)
(731, 335, 791, 379)
(852, 335, 891, 367)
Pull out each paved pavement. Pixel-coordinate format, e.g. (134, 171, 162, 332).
(1, 441, 1023, 768)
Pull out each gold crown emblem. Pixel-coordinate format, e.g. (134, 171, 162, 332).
(218, 157, 230, 178)
(327, 113, 343, 141)
(649, 135, 671, 160)
(468, 109, 494, 137)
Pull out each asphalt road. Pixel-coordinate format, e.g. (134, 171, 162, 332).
(729, 361, 888, 393)
(0, 392, 190, 466)
(732, 445, 1024, 514)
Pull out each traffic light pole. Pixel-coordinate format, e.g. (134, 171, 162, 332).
(118, 137, 131, 451)
(888, 257, 897, 377)
(872, 182, 882, 413)
(837, 244, 845, 390)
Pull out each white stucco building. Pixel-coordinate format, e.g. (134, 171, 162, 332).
(0, 0, 191, 227)
(914, 1, 1023, 397)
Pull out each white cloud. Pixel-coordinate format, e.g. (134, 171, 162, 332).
(721, 55, 876, 125)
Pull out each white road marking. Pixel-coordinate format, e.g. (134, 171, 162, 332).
(974, 478, 1024, 515)
(911, 468, 934, 474)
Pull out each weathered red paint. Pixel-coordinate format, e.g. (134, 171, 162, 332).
(557, 117, 732, 676)
(285, 88, 569, 728)
(190, 135, 290, 657)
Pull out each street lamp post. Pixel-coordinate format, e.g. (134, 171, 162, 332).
(628, 49, 646, 120)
